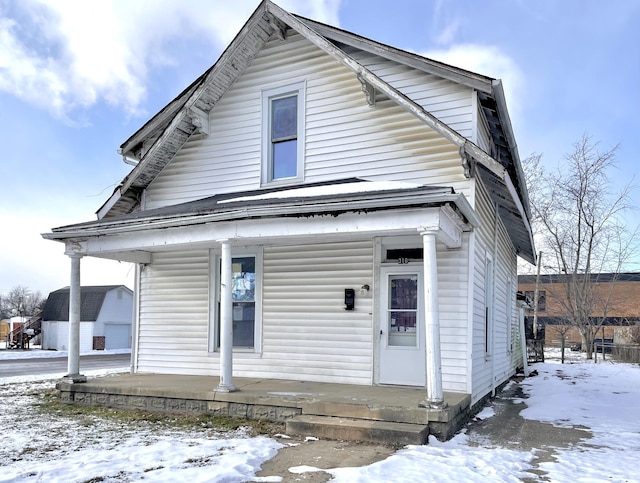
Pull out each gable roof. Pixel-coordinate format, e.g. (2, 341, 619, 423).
(91, 0, 534, 264)
(42, 285, 132, 322)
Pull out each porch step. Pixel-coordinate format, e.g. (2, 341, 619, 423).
(286, 415, 429, 445)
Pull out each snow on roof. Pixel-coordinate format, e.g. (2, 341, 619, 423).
(218, 180, 424, 204)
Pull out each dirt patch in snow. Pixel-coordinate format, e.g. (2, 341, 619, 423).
(254, 436, 394, 482)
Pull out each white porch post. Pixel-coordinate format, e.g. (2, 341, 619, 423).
(64, 252, 87, 383)
(216, 240, 236, 392)
(420, 229, 446, 408)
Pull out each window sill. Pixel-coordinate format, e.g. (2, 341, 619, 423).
(260, 176, 303, 189)
(208, 351, 261, 358)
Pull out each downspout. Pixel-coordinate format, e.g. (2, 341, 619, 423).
(131, 263, 142, 373)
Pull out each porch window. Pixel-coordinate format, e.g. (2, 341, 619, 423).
(209, 249, 262, 352)
(262, 83, 305, 185)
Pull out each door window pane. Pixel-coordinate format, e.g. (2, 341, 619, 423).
(387, 275, 418, 347)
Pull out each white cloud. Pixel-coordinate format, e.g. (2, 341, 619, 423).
(434, 18, 461, 45)
(0, 208, 134, 296)
(422, 44, 526, 132)
(0, 0, 342, 121)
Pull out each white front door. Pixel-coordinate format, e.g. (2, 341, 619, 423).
(378, 266, 426, 386)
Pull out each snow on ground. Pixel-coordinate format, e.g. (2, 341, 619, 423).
(1, 347, 639, 482)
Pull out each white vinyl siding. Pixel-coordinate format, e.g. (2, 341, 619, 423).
(437, 233, 472, 393)
(492, 218, 519, 384)
(136, 250, 212, 375)
(144, 32, 469, 209)
(259, 240, 374, 385)
(134, 241, 374, 384)
(350, 49, 474, 139)
(469, 178, 519, 403)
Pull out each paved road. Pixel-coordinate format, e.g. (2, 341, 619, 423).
(0, 353, 131, 378)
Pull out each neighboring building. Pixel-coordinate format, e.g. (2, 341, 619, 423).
(0, 319, 8, 341)
(41, 286, 133, 351)
(43, 1, 535, 410)
(518, 272, 640, 347)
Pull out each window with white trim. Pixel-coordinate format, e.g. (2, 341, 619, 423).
(209, 247, 263, 352)
(506, 276, 513, 353)
(484, 255, 494, 356)
(262, 83, 305, 185)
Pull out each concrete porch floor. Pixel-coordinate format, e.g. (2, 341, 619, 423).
(56, 374, 473, 444)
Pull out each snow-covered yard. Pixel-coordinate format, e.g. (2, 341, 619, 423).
(1, 347, 638, 482)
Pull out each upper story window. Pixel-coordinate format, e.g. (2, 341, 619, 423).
(262, 82, 305, 185)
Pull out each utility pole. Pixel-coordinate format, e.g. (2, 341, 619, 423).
(533, 251, 543, 340)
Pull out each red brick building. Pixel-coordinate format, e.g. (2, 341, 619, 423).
(518, 272, 640, 347)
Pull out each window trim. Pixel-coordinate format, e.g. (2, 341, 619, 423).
(261, 82, 306, 186)
(506, 276, 514, 353)
(208, 246, 263, 354)
(484, 254, 494, 357)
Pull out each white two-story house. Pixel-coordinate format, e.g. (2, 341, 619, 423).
(44, 1, 535, 412)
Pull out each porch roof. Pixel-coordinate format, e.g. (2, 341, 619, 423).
(42, 180, 477, 264)
(44, 180, 478, 241)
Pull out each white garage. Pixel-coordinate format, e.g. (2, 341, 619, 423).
(41, 286, 133, 352)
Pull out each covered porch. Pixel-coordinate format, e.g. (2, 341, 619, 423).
(56, 373, 473, 443)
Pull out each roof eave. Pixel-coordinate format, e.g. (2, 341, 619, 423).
(293, 15, 494, 95)
(491, 80, 532, 219)
(44, 188, 479, 241)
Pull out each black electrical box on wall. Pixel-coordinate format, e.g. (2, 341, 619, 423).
(344, 288, 355, 310)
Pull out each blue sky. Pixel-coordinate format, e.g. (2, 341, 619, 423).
(1, 0, 639, 298)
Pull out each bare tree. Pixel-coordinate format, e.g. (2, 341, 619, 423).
(547, 316, 574, 364)
(524, 135, 638, 359)
(3, 286, 45, 317)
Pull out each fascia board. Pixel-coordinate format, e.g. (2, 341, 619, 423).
(96, 188, 122, 220)
(491, 80, 532, 219)
(298, 16, 493, 95)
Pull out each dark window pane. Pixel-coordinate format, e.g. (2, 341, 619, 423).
(386, 248, 423, 262)
(390, 311, 417, 331)
(217, 256, 256, 348)
(233, 302, 255, 347)
(390, 277, 418, 310)
(271, 96, 297, 140)
(272, 139, 297, 179)
(232, 257, 255, 302)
